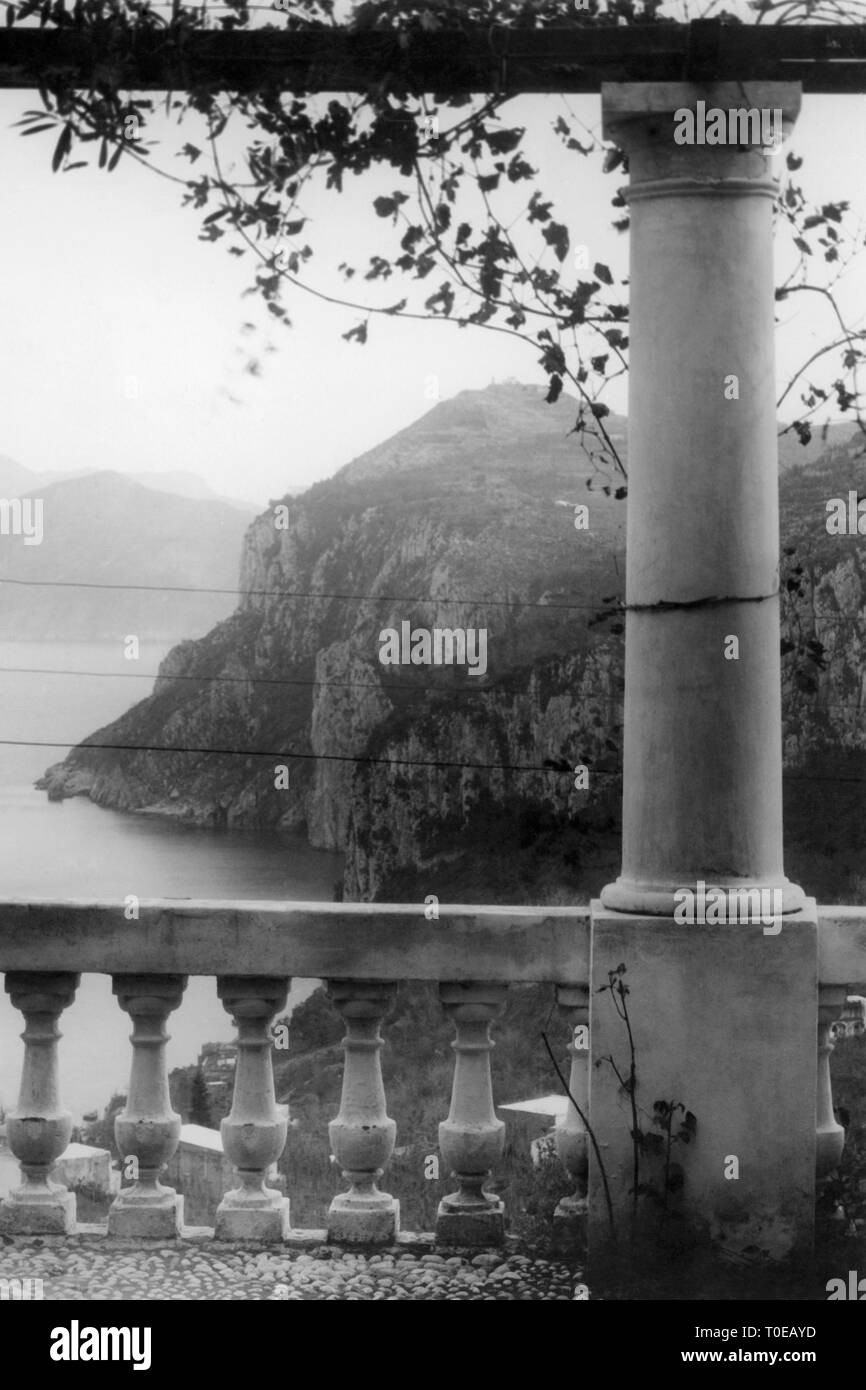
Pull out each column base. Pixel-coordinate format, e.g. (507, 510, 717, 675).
(327, 1192, 399, 1245)
(215, 1189, 291, 1242)
(108, 1189, 184, 1239)
(588, 901, 817, 1263)
(0, 1185, 75, 1236)
(600, 875, 806, 918)
(435, 1193, 505, 1247)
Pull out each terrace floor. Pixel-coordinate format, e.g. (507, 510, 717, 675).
(0, 1236, 583, 1301)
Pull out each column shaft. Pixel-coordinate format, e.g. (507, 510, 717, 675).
(599, 82, 804, 916)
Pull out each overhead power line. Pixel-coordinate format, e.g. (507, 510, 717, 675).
(0, 574, 616, 612)
(4, 735, 865, 789)
(0, 737, 617, 777)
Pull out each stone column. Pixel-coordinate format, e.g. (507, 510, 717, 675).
(107, 974, 186, 1238)
(326, 980, 399, 1243)
(0, 972, 79, 1235)
(553, 984, 589, 1242)
(816, 984, 848, 1179)
(214, 975, 291, 1241)
(436, 982, 507, 1246)
(588, 83, 819, 1264)
(599, 81, 804, 917)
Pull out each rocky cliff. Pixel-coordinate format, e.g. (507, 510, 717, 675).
(35, 384, 866, 900)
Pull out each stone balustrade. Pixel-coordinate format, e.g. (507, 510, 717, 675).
(0, 899, 863, 1246)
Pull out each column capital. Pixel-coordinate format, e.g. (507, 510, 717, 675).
(601, 81, 801, 195)
(602, 80, 802, 137)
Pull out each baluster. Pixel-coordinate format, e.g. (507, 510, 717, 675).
(553, 984, 589, 1241)
(840, 995, 866, 1038)
(816, 983, 848, 1179)
(214, 975, 291, 1241)
(107, 974, 186, 1237)
(0, 972, 79, 1234)
(326, 980, 398, 1243)
(436, 982, 507, 1246)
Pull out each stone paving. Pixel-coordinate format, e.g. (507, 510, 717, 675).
(0, 1240, 587, 1300)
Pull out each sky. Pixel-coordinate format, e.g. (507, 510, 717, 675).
(1, 70, 865, 507)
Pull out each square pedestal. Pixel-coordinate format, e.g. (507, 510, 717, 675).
(327, 1192, 399, 1244)
(0, 1187, 76, 1236)
(215, 1195, 291, 1242)
(107, 1192, 184, 1239)
(588, 900, 817, 1262)
(435, 1195, 505, 1247)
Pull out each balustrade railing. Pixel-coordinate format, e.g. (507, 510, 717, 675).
(0, 901, 588, 1246)
(0, 900, 863, 1246)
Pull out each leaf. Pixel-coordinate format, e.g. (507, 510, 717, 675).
(506, 154, 535, 183)
(20, 123, 56, 136)
(641, 1131, 665, 1155)
(424, 282, 455, 317)
(545, 374, 563, 405)
(590, 402, 610, 420)
(342, 320, 368, 346)
(793, 237, 812, 256)
(542, 221, 569, 263)
(108, 144, 123, 173)
(527, 191, 552, 224)
(485, 127, 524, 157)
(477, 173, 500, 194)
(51, 123, 72, 173)
(593, 261, 613, 286)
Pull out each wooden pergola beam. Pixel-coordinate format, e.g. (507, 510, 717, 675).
(1, 20, 866, 96)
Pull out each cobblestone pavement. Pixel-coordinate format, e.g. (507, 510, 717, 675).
(0, 1242, 587, 1300)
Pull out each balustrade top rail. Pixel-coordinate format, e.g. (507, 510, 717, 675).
(0, 899, 863, 986)
(0, 899, 590, 983)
